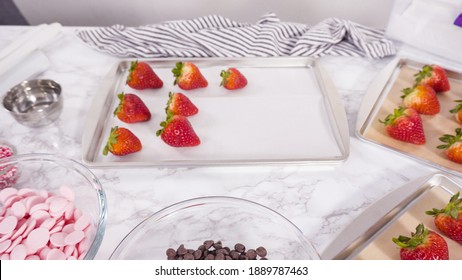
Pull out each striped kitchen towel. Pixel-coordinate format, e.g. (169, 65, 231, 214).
(76, 13, 395, 59)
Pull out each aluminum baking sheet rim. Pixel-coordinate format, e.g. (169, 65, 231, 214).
(322, 173, 462, 260)
(81, 57, 350, 168)
(356, 56, 462, 178)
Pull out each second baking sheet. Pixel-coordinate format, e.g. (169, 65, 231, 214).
(358, 58, 462, 176)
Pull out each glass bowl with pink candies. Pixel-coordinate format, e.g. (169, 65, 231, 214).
(0, 153, 107, 260)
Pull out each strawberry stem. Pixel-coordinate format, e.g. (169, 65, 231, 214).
(113, 92, 125, 116)
(392, 223, 428, 249)
(449, 100, 462, 114)
(103, 126, 119, 156)
(414, 65, 433, 86)
(426, 192, 461, 219)
(172, 62, 183, 85)
(437, 128, 462, 150)
(126, 60, 138, 84)
(379, 106, 406, 126)
(220, 69, 230, 87)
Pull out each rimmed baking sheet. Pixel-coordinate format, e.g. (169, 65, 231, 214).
(82, 57, 349, 167)
(357, 57, 462, 177)
(322, 173, 462, 260)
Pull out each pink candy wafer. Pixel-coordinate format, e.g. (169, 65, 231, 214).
(11, 201, 26, 219)
(0, 239, 11, 254)
(0, 188, 17, 204)
(64, 230, 84, 246)
(47, 248, 67, 260)
(50, 232, 67, 247)
(5, 235, 22, 253)
(0, 186, 95, 260)
(25, 227, 50, 255)
(0, 216, 17, 234)
(74, 214, 91, 231)
(10, 244, 27, 260)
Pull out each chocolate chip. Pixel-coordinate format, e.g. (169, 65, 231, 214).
(166, 248, 176, 258)
(215, 252, 225, 260)
(204, 240, 214, 250)
(205, 254, 215, 260)
(246, 249, 257, 260)
(256, 246, 267, 258)
(230, 251, 240, 260)
(234, 243, 245, 253)
(183, 253, 194, 260)
(217, 248, 229, 255)
(177, 244, 187, 255)
(213, 240, 223, 250)
(193, 250, 202, 260)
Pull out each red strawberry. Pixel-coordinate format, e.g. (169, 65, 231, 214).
(392, 223, 449, 260)
(172, 62, 208, 90)
(380, 107, 426, 145)
(426, 192, 462, 244)
(165, 92, 198, 117)
(414, 64, 450, 92)
(437, 128, 462, 164)
(156, 115, 200, 147)
(114, 92, 151, 123)
(401, 84, 440, 115)
(449, 100, 462, 124)
(103, 126, 142, 156)
(220, 67, 248, 90)
(126, 60, 163, 90)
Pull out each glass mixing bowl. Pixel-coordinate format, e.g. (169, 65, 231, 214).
(0, 153, 107, 260)
(110, 196, 319, 260)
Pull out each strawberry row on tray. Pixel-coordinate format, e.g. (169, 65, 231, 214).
(392, 192, 462, 260)
(102, 60, 248, 157)
(380, 64, 462, 164)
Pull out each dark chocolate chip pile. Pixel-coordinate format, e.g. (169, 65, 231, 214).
(166, 240, 268, 260)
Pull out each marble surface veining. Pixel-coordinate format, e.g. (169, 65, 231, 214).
(0, 26, 442, 259)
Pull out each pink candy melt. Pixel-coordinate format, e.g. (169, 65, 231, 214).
(0, 216, 18, 234)
(0, 187, 94, 260)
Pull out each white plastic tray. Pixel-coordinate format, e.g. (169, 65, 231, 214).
(82, 57, 349, 167)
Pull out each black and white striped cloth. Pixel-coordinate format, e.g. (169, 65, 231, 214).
(76, 13, 395, 59)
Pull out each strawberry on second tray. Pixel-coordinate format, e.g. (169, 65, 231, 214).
(437, 128, 462, 164)
(156, 115, 200, 147)
(165, 92, 198, 117)
(449, 100, 462, 123)
(401, 84, 440, 115)
(426, 192, 462, 244)
(103, 126, 142, 156)
(220, 67, 248, 90)
(172, 62, 208, 90)
(126, 60, 163, 90)
(392, 223, 449, 260)
(414, 64, 450, 92)
(380, 107, 426, 145)
(114, 92, 151, 123)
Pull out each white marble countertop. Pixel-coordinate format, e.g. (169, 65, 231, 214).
(0, 26, 448, 260)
